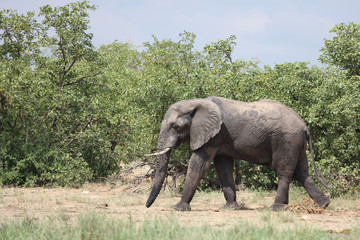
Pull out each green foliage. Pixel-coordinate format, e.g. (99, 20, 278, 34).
(317, 22, 360, 195)
(320, 22, 360, 76)
(0, 212, 343, 240)
(0, 1, 119, 187)
(0, 2, 359, 195)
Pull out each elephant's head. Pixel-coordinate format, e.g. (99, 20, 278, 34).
(145, 98, 223, 208)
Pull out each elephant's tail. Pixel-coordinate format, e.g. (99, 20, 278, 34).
(306, 129, 331, 190)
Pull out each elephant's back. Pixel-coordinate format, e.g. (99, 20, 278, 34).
(216, 98, 283, 124)
(210, 96, 308, 163)
(210, 96, 308, 133)
(255, 100, 308, 131)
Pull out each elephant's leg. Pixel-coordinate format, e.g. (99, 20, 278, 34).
(173, 150, 214, 211)
(214, 156, 239, 209)
(271, 176, 291, 211)
(270, 149, 298, 211)
(293, 156, 330, 209)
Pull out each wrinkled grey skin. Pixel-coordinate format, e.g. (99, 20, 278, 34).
(146, 96, 330, 211)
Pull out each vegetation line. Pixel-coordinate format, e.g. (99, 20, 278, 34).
(0, 2, 359, 197)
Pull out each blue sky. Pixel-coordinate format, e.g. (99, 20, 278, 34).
(2, 0, 360, 66)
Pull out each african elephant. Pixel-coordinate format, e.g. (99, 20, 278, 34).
(145, 96, 330, 211)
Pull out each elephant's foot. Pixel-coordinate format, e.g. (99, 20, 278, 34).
(270, 202, 287, 211)
(173, 202, 191, 211)
(315, 196, 330, 209)
(222, 201, 242, 210)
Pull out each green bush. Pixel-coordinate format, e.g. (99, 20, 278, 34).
(0, 2, 120, 186)
(0, 2, 359, 195)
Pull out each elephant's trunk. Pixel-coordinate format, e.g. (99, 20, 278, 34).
(146, 140, 172, 208)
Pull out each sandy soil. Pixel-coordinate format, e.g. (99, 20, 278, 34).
(1, 180, 359, 235)
(1, 164, 359, 234)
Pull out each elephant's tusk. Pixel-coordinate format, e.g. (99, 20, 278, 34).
(144, 147, 171, 157)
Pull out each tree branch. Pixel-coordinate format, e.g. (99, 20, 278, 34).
(64, 57, 78, 76)
(82, 117, 105, 132)
(63, 71, 104, 87)
(67, 117, 106, 146)
(58, 36, 67, 91)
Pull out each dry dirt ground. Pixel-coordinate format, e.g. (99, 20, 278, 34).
(0, 166, 359, 235)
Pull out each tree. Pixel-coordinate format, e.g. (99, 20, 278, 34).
(1, 1, 359, 195)
(0, 1, 120, 186)
(320, 22, 360, 76)
(318, 22, 360, 195)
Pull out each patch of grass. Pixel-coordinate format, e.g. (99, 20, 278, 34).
(55, 197, 63, 205)
(327, 194, 360, 211)
(194, 190, 224, 205)
(252, 189, 269, 199)
(260, 210, 273, 223)
(64, 195, 92, 205)
(0, 212, 348, 240)
(289, 184, 308, 200)
(113, 194, 147, 207)
(277, 211, 296, 223)
(352, 224, 360, 237)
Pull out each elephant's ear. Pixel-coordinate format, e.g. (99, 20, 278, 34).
(190, 100, 223, 151)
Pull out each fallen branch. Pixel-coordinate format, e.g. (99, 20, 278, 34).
(108, 161, 187, 192)
(107, 162, 153, 185)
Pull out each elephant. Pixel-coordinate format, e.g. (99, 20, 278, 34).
(145, 96, 330, 211)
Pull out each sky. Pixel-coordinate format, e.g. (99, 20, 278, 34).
(1, 0, 360, 67)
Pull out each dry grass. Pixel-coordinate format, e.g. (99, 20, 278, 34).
(1, 163, 359, 237)
(1, 181, 359, 235)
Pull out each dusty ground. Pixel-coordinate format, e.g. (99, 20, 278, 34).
(0, 166, 359, 235)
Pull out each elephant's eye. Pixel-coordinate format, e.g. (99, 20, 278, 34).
(173, 123, 181, 131)
(172, 121, 186, 133)
(172, 116, 190, 133)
